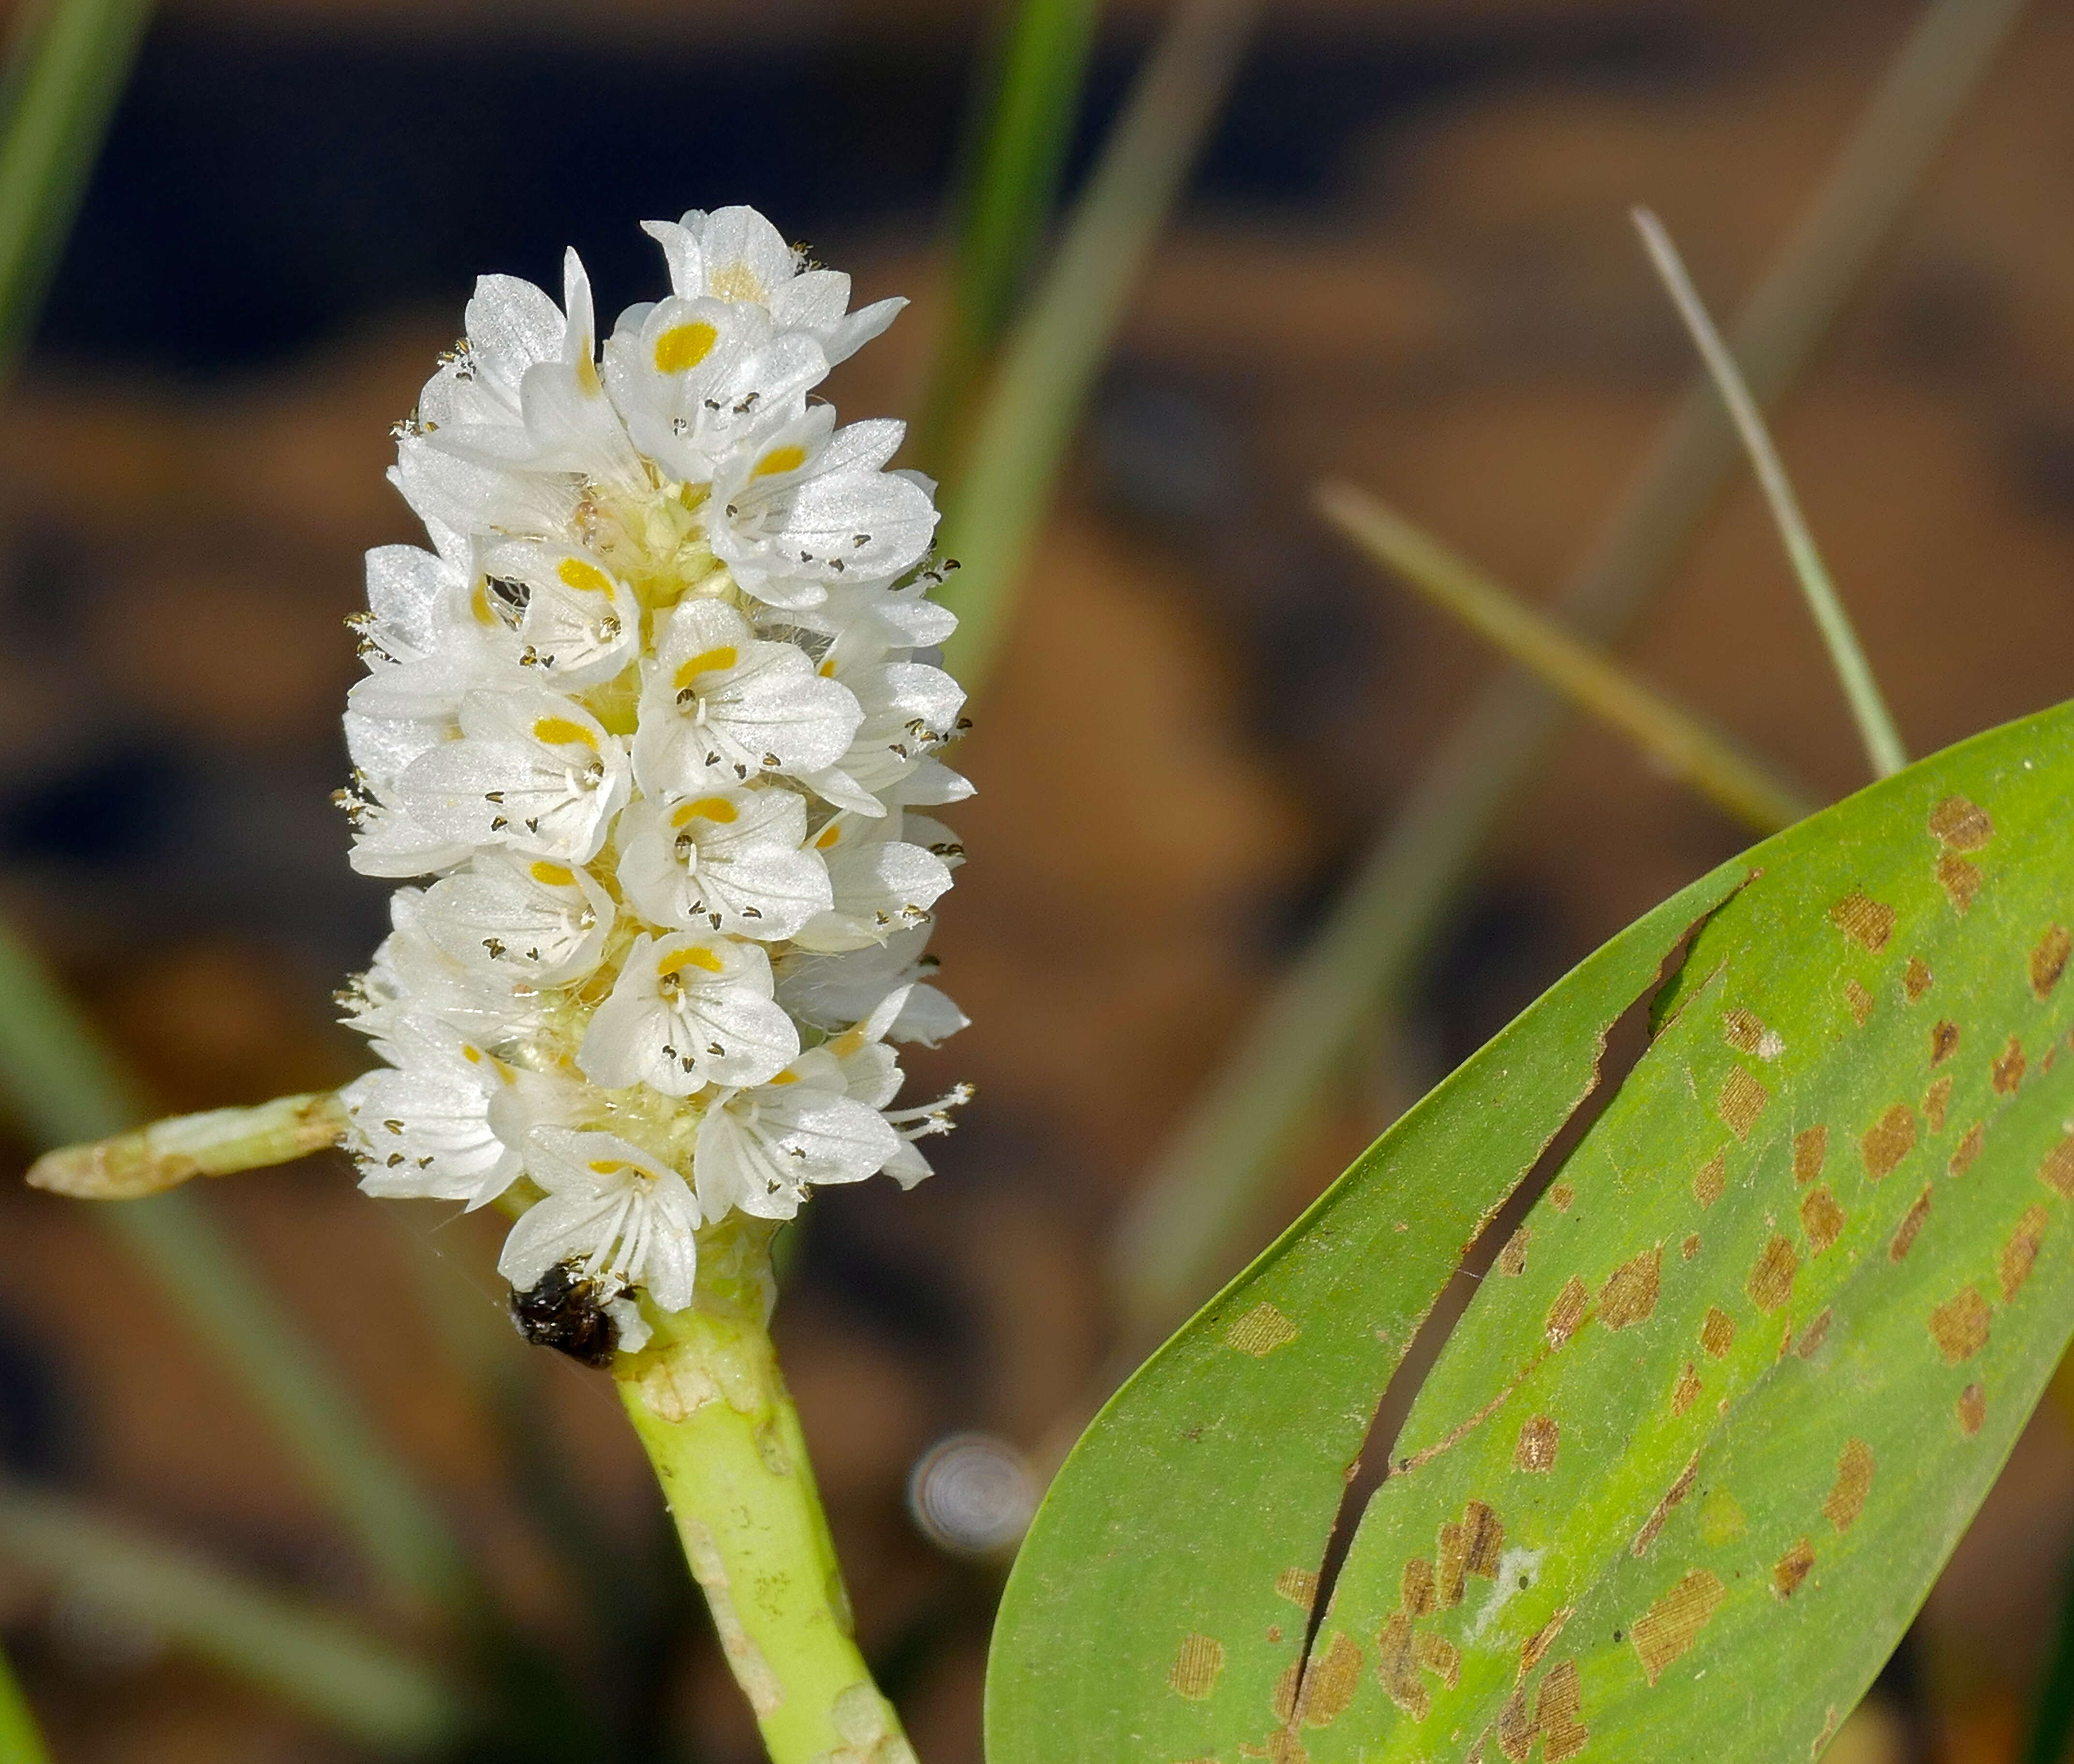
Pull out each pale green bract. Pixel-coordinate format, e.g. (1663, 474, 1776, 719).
(992, 698, 2074, 1763)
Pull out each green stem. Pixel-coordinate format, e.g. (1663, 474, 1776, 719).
(936, 0, 1258, 691)
(1316, 480, 1818, 835)
(617, 1221, 909, 1764)
(0, 0, 153, 375)
(0, 1641, 49, 1764)
(1633, 206, 1908, 778)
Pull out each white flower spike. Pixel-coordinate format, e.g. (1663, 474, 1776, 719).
(338, 208, 971, 1351)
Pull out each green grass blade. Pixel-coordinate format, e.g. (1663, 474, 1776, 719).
(1634, 206, 1908, 779)
(0, 0, 152, 375)
(0, 926, 469, 1612)
(912, 0, 1102, 480)
(0, 1480, 470, 1753)
(935, 0, 1258, 691)
(0, 1640, 50, 1764)
(1108, 0, 2030, 1346)
(995, 698, 2074, 1761)
(1317, 480, 1818, 836)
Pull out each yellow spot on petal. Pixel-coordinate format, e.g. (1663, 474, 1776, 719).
(765, 1068, 801, 1086)
(531, 716, 598, 749)
(671, 796, 739, 827)
(529, 861, 575, 887)
(814, 823, 844, 850)
(658, 944, 726, 977)
(709, 260, 765, 303)
(654, 321, 719, 373)
(674, 646, 739, 690)
(752, 444, 808, 479)
(557, 556, 615, 595)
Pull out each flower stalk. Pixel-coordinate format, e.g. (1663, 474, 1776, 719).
(616, 1219, 913, 1764)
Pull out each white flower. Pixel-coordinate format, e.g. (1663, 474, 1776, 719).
(339, 206, 972, 1323)
(341, 1016, 520, 1207)
(615, 785, 830, 940)
(641, 206, 903, 368)
(580, 930, 798, 1093)
(498, 1128, 700, 1313)
(632, 597, 861, 792)
(705, 411, 937, 608)
(394, 689, 631, 863)
(419, 855, 615, 985)
(691, 1049, 900, 1221)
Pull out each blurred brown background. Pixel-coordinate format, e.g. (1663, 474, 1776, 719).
(0, 0, 2071, 1758)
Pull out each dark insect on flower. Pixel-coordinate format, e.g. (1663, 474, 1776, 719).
(509, 1262, 618, 1367)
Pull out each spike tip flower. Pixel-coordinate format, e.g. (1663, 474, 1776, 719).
(335, 207, 971, 1351)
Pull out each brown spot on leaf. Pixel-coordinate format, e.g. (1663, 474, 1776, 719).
(1549, 1183, 1575, 1213)
(2039, 1133, 2074, 1198)
(1812, 1708, 1841, 1761)
(2033, 926, 2073, 999)
(1890, 1186, 1934, 1262)
(1463, 1500, 1504, 1578)
(1793, 1127, 1827, 1185)
(1957, 1383, 1986, 1437)
(1797, 1309, 1833, 1359)
(1718, 1069, 1770, 1140)
(1400, 1557, 1435, 1617)
(1168, 1633, 1225, 1700)
(1939, 853, 1983, 914)
(1929, 795, 1993, 850)
(1747, 1235, 1798, 1312)
(1904, 956, 1933, 1001)
(1800, 1186, 1846, 1256)
(1375, 1614, 1427, 1719)
(1599, 1248, 1662, 1330)
(1537, 1661, 1588, 1764)
(1722, 1008, 1777, 1057)
(1414, 1632, 1459, 1689)
(1773, 1538, 1815, 1599)
(1673, 1363, 1702, 1415)
(1515, 1415, 1559, 1474)
(1298, 1632, 1362, 1729)
(1861, 1105, 1918, 1180)
(1931, 1020, 1960, 1066)
(1845, 979, 1874, 1027)
(1631, 1570, 1726, 1685)
(1496, 1226, 1530, 1277)
(2001, 1204, 2049, 1301)
(1700, 1307, 1736, 1358)
(1830, 890, 1897, 951)
(1692, 1152, 1726, 1209)
(1682, 1233, 1701, 1261)
(1929, 1289, 1991, 1364)
(1495, 1687, 1534, 1762)
(1545, 1277, 1590, 1347)
(1436, 1524, 1466, 1609)
(1952, 1122, 1987, 1178)
(1631, 1451, 1700, 1557)
(1227, 1302, 1299, 1357)
(1520, 1608, 1571, 1676)
(1993, 1035, 2027, 1094)
(1271, 1661, 1301, 1725)
(1925, 1075, 1952, 1134)
(1274, 1567, 1319, 1609)
(1823, 1439, 1875, 1533)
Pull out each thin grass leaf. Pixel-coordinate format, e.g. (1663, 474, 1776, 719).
(0, 1639, 50, 1764)
(1317, 480, 1818, 836)
(0, 1479, 470, 1753)
(0, 0, 151, 375)
(912, 0, 1102, 480)
(0, 923, 469, 1612)
(1634, 206, 1908, 779)
(935, 0, 1258, 690)
(1107, 0, 2030, 1349)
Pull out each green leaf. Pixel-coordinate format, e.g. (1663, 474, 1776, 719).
(991, 698, 2074, 1762)
(0, 1638, 50, 1764)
